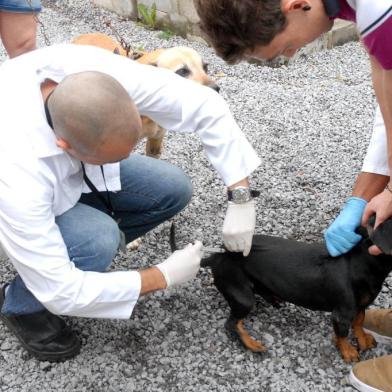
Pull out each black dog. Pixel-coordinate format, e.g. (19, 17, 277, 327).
(171, 216, 392, 363)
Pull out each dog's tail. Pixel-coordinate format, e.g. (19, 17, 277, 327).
(169, 222, 178, 253)
(169, 223, 220, 268)
(200, 254, 219, 268)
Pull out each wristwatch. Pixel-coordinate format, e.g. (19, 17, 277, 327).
(227, 187, 260, 204)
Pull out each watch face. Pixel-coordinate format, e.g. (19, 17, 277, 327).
(233, 188, 250, 203)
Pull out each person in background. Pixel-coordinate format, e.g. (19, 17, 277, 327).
(0, 0, 39, 58)
(194, 0, 392, 390)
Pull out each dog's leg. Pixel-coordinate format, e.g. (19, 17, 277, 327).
(214, 263, 267, 353)
(352, 310, 377, 351)
(146, 127, 166, 159)
(253, 281, 283, 308)
(332, 309, 360, 363)
(226, 315, 267, 353)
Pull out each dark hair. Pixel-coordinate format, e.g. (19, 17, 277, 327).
(194, 0, 287, 64)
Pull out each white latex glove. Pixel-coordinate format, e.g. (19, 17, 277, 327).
(223, 200, 256, 256)
(156, 241, 203, 287)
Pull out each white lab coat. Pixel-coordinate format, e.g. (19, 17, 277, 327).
(0, 44, 261, 319)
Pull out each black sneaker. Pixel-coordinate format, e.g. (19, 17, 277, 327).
(0, 285, 81, 361)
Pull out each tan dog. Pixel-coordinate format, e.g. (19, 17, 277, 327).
(73, 33, 219, 158)
(73, 33, 219, 251)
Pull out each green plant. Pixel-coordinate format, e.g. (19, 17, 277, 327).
(137, 3, 157, 30)
(158, 28, 175, 40)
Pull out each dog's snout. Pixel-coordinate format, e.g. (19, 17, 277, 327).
(209, 83, 220, 93)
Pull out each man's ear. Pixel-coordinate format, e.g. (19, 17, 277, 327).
(56, 138, 71, 151)
(282, 0, 310, 13)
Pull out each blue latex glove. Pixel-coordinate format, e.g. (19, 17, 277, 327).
(324, 197, 368, 257)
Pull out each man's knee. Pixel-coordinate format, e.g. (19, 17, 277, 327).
(165, 167, 193, 213)
(90, 217, 121, 271)
(57, 205, 121, 272)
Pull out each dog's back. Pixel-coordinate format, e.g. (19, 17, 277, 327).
(72, 33, 128, 56)
(170, 216, 392, 315)
(248, 234, 384, 311)
(205, 231, 390, 312)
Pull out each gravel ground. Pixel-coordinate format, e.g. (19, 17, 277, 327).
(0, 1, 391, 391)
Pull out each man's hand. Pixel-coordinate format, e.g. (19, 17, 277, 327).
(156, 241, 203, 287)
(362, 189, 392, 255)
(223, 199, 256, 256)
(324, 197, 367, 257)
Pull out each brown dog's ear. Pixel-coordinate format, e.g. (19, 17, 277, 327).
(113, 47, 120, 55)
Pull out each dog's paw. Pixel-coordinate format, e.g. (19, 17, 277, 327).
(334, 336, 360, 363)
(342, 345, 360, 363)
(145, 139, 164, 159)
(245, 338, 268, 353)
(338, 342, 360, 363)
(358, 332, 377, 352)
(145, 147, 162, 159)
(231, 319, 268, 353)
(126, 238, 142, 251)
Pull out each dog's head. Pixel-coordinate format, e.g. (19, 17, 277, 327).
(139, 46, 220, 93)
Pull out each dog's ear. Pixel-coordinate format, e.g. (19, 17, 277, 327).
(113, 47, 120, 55)
(368, 216, 392, 255)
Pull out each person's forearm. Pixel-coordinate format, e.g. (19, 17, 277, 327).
(352, 172, 389, 201)
(228, 177, 249, 190)
(139, 267, 167, 296)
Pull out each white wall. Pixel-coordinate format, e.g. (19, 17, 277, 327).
(93, 0, 358, 52)
(93, 0, 202, 39)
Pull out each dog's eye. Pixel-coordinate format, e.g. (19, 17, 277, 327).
(203, 62, 209, 73)
(175, 66, 191, 78)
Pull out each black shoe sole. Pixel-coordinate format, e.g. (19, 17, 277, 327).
(0, 314, 81, 362)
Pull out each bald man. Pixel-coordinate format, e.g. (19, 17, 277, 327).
(0, 44, 260, 361)
(45, 71, 141, 163)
